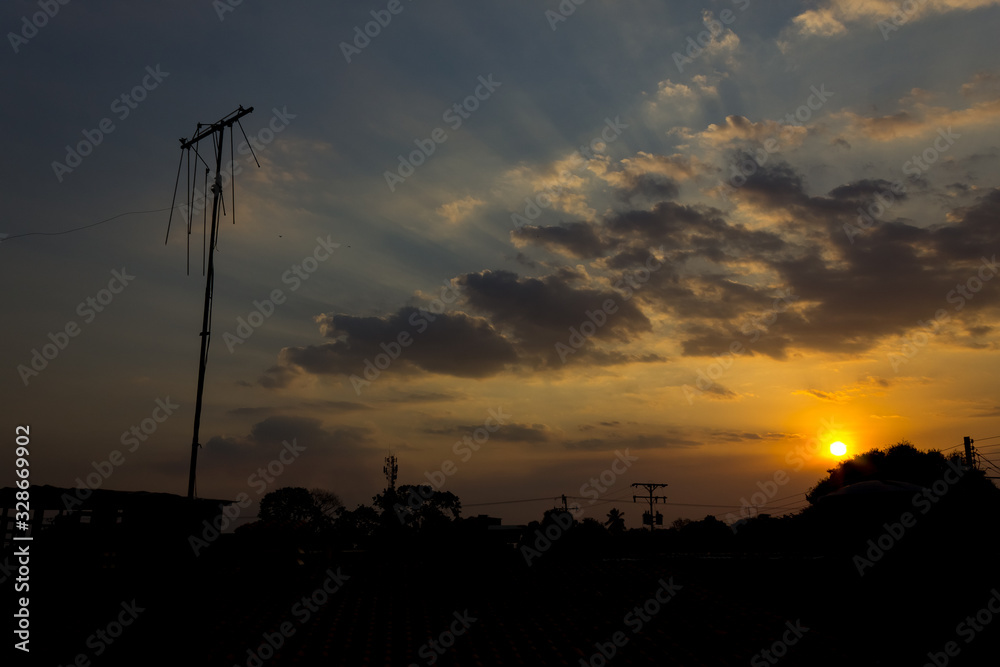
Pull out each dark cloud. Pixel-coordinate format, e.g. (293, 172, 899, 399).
(930, 188, 1000, 260)
(228, 406, 278, 417)
(273, 307, 518, 381)
(710, 430, 796, 442)
(258, 156, 999, 386)
(299, 400, 374, 412)
(695, 383, 740, 400)
(259, 266, 661, 386)
(605, 201, 718, 245)
(510, 221, 609, 258)
(615, 173, 680, 202)
(424, 422, 552, 443)
(384, 391, 461, 403)
(258, 364, 302, 389)
(228, 401, 371, 417)
(828, 179, 908, 202)
(562, 432, 700, 451)
(677, 165, 1000, 358)
(204, 416, 376, 463)
(458, 269, 653, 367)
(797, 389, 843, 402)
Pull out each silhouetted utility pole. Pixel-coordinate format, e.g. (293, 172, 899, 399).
(632, 483, 668, 532)
(166, 106, 257, 500)
(964, 436, 976, 469)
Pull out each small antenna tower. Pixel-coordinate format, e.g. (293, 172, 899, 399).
(165, 105, 259, 500)
(384, 453, 399, 491)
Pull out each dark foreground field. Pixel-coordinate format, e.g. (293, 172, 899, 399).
(19, 540, 1000, 667)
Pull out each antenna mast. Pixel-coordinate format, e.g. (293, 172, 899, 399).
(166, 105, 256, 500)
(384, 454, 399, 491)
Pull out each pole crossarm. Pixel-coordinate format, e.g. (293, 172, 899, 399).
(631, 482, 669, 530)
(180, 105, 254, 149)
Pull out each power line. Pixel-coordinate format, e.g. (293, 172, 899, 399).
(464, 496, 559, 508)
(977, 452, 1000, 474)
(645, 501, 743, 509)
(0, 200, 207, 243)
(767, 492, 806, 504)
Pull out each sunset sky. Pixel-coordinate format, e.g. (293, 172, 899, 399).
(3, 0, 1000, 528)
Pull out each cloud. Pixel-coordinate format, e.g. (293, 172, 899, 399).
(794, 389, 848, 403)
(788, 0, 1000, 38)
(274, 307, 518, 382)
(458, 269, 654, 367)
(961, 71, 1000, 100)
(260, 265, 664, 387)
(690, 116, 809, 149)
(828, 179, 910, 202)
(437, 195, 485, 224)
(562, 432, 701, 451)
(204, 416, 377, 465)
(424, 422, 553, 444)
(510, 221, 610, 258)
(384, 391, 462, 404)
(838, 75, 1000, 141)
(697, 383, 741, 400)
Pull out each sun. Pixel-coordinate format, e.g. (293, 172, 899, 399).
(830, 441, 847, 456)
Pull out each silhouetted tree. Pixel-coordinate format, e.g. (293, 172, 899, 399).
(334, 504, 381, 548)
(309, 488, 343, 528)
(806, 442, 964, 504)
(605, 508, 626, 535)
(259, 487, 319, 524)
(373, 484, 461, 529)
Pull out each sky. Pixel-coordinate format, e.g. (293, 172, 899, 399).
(3, 0, 1000, 529)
